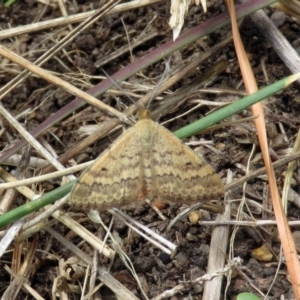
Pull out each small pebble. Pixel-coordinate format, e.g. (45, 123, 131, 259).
(270, 11, 286, 28)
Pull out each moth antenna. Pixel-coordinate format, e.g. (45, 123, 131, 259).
(146, 56, 172, 110)
(101, 69, 144, 111)
(102, 57, 172, 113)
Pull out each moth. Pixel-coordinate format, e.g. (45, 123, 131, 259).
(70, 108, 224, 211)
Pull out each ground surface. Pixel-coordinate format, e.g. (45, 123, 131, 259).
(1, 0, 300, 299)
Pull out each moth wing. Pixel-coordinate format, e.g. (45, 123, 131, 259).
(70, 126, 143, 211)
(152, 124, 224, 204)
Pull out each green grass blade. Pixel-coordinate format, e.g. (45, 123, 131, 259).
(0, 181, 74, 229)
(174, 74, 300, 139)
